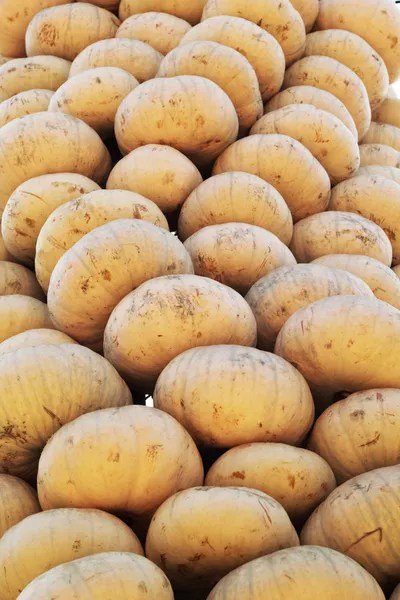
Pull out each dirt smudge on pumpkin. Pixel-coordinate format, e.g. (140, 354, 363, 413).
(232, 471, 245, 480)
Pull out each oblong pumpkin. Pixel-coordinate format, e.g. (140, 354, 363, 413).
(69, 38, 162, 81)
(119, 0, 207, 25)
(104, 274, 257, 390)
(207, 546, 385, 600)
(25, 3, 121, 61)
(359, 143, 400, 168)
(0, 475, 40, 539)
(283, 55, 371, 139)
(300, 465, 400, 585)
(265, 85, 358, 138)
(1, 173, 100, 266)
(178, 171, 293, 244)
(312, 254, 400, 309)
(184, 223, 296, 294)
(373, 95, 400, 129)
(250, 104, 360, 184)
(290, 0, 319, 32)
(329, 174, 400, 264)
(0, 90, 54, 129)
(116, 12, 191, 56)
(0, 295, 53, 344)
(206, 443, 336, 522)
(115, 75, 239, 165)
(36, 189, 169, 293)
(180, 16, 285, 101)
(201, 0, 306, 66)
(213, 134, 331, 222)
(0, 112, 111, 215)
(145, 486, 299, 591)
(0, 509, 143, 600)
(0, 329, 77, 357)
(275, 295, 400, 397)
(304, 30, 389, 110)
(106, 144, 202, 213)
(316, 0, 400, 83)
(355, 165, 400, 185)
(49, 67, 138, 139)
(289, 211, 393, 266)
(157, 41, 263, 130)
(309, 389, 400, 483)
(153, 345, 314, 447)
(0, 262, 44, 300)
(0, 344, 132, 479)
(48, 219, 193, 349)
(17, 553, 174, 600)
(0, 56, 71, 103)
(38, 405, 203, 516)
(246, 264, 373, 351)
(362, 121, 400, 152)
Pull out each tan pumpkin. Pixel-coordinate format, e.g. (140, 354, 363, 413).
(329, 174, 400, 264)
(0, 329, 77, 357)
(275, 295, 400, 399)
(0, 509, 143, 600)
(153, 345, 314, 447)
(119, 0, 207, 25)
(178, 172, 293, 244)
(201, 0, 306, 66)
(309, 389, 400, 483)
(115, 76, 239, 165)
(180, 16, 285, 101)
(304, 30, 389, 110)
(0, 56, 71, 102)
(1, 173, 100, 266)
(213, 134, 331, 222)
(289, 212, 393, 266)
(246, 264, 373, 351)
(206, 443, 336, 522)
(250, 104, 360, 184)
(394, 265, 400, 278)
(157, 41, 263, 130)
(116, 12, 191, 56)
(207, 546, 385, 600)
(0, 475, 40, 539)
(69, 38, 163, 81)
(283, 55, 371, 139)
(373, 94, 400, 129)
(18, 553, 174, 600)
(290, 0, 319, 32)
(0, 296, 53, 344)
(359, 144, 400, 168)
(184, 223, 296, 294)
(0, 234, 13, 262)
(301, 465, 400, 585)
(0, 262, 44, 300)
(362, 122, 400, 152)
(0, 113, 111, 216)
(104, 274, 257, 391)
(355, 165, 400, 185)
(49, 67, 139, 138)
(107, 145, 202, 213)
(146, 486, 299, 591)
(25, 3, 121, 61)
(0, 90, 54, 128)
(312, 254, 400, 309)
(36, 189, 169, 293)
(265, 85, 358, 139)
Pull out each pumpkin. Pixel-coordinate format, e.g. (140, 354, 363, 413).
(119, 0, 207, 25)
(250, 104, 360, 184)
(0, 344, 132, 479)
(116, 12, 191, 56)
(355, 165, 400, 185)
(37, 405, 204, 517)
(145, 486, 299, 591)
(0, 329, 77, 357)
(359, 144, 400, 168)
(246, 264, 373, 351)
(290, 0, 319, 32)
(394, 265, 400, 278)
(0, 90, 54, 128)
(179, 16, 285, 101)
(1, 173, 100, 266)
(0, 262, 44, 300)
(0, 295, 53, 344)
(35, 189, 169, 293)
(362, 122, 400, 152)
(178, 171, 293, 244)
(115, 75, 239, 165)
(0, 234, 13, 262)
(283, 55, 371, 139)
(213, 134, 331, 222)
(153, 345, 314, 447)
(184, 223, 296, 294)
(309, 389, 400, 483)
(0, 56, 71, 102)
(0, 509, 143, 600)
(0, 475, 40, 539)
(104, 274, 257, 391)
(372, 93, 400, 129)
(289, 212, 393, 266)
(392, 585, 400, 600)
(301, 465, 400, 586)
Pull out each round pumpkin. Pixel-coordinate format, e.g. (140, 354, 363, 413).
(116, 12, 191, 55)
(0, 56, 71, 102)
(355, 165, 400, 185)
(0, 475, 40, 539)
(0, 262, 44, 300)
(0, 90, 54, 129)
(0, 295, 53, 344)
(359, 143, 400, 168)
(119, 0, 207, 25)
(373, 94, 400, 129)
(362, 122, 400, 152)
(0, 329, 77, 357)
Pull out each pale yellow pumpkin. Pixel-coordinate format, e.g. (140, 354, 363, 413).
(0, 90, 54, 128)
(373, 95, 400, 129)
(355, 165, 400, 185)
(119, 0, 207, 25)
(0, 295, 53, 344)
(359, 144, 400, 168)
(0, 262, 44, 300)
(362, 122, 400, 152)
(0, 56, 71, 102)
(0, 475, 40, 539)
(116, 12, 191, 56)
(0, 329, 77, 357)
(291, 0, 319, 32)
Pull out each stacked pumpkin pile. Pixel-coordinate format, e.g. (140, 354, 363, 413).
(0, 0, 400, 598)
